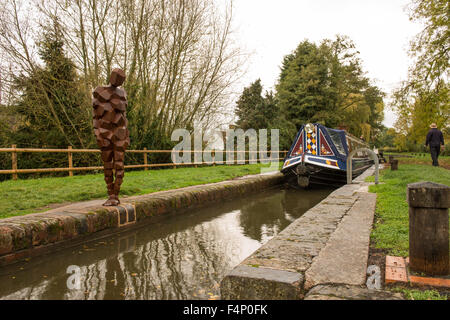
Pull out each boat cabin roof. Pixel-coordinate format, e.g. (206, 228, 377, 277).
(286, 123, 369, 160)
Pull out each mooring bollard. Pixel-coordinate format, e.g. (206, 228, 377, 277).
(408, 182, 449, 276)
(391, 159, 398, 171)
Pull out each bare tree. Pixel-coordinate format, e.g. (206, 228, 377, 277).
(21, 0, 246, 147)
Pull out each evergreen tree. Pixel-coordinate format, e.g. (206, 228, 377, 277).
(10, 19, 92, 149)
(235, 79, 295, 150)
(276, 40, 338, 130)
(275, 37, 385, 141)
(236, 79, 269, 129)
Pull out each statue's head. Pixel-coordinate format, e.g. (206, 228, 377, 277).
(110, 68, 126, 87)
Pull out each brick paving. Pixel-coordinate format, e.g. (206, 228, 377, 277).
(385, 255, 450, 288)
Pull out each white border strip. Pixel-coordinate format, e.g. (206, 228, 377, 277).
(304, 155, 342, 170)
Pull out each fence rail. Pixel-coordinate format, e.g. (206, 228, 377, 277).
(0, 145, 288, 180)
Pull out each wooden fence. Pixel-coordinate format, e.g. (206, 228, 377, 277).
(0, 145, 288, 180)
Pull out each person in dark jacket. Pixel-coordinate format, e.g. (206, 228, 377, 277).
(425, 123, 444, 166)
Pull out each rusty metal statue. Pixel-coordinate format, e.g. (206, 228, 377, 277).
(92, 68, 130, 206)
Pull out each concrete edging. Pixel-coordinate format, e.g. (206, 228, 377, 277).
(220, 166, 402, 300)
(0, 172, 284, 267)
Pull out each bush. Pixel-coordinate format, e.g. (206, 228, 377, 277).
(379, 146, 400, 153)
(441, 143, 450, 156)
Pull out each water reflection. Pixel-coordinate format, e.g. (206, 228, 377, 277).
(0, 187, 331, 300)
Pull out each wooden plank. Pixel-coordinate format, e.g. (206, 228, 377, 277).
(0, 148, 101, 153)
(0, 145, 287, 177)
(0, 148, 280, 154)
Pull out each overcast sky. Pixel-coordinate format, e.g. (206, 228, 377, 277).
(227, 0, 423, 128)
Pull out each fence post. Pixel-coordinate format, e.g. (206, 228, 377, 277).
(408, 182, 449, 276)
(194, 149, 198, 168)
(213, 149, 216, 166)
(143, 147, 148, 171)
(11, 144, 18, 180)
(68, 146, 73, 177)
(391, 159, 398, 171)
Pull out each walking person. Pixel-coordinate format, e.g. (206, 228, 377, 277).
(425, 123, 444, 167)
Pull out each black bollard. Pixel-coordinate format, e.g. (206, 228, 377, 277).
(408, 182, 449, 276)
(391, 159, 398, 171)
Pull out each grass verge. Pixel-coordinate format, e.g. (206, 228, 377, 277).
(391, 287, 448, 300)
(384, 152, 450, 169)
(368, 164, 449, 256)
(0, 163, 280, 219)
(367, 163, 449, 300)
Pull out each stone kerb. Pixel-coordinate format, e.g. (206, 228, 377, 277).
(220, 166, 378, 300)
(220, 183, 360, 299)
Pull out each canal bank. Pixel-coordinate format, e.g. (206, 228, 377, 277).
(0, 184, 332, 299)
(0, 172, 284, 267)
(220, 166, 404, 300)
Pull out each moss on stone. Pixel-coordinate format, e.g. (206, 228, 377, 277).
(47, 222, 63, 236)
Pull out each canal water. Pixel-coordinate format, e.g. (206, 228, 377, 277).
(0, 187, 332, 300)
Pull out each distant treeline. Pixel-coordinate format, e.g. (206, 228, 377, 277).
(0, 0, 447, 179)
(235, 0, 449, 154)
(234, 36, 386, 150)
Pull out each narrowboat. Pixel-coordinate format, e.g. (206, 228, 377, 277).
(281, 123, 374, 188)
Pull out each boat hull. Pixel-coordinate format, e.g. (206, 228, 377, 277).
(282, 158, 373, 188)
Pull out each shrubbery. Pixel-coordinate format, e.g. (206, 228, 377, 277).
(441, 143, 450, 156)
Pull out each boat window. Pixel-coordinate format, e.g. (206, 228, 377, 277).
(326, 129, 346, 155)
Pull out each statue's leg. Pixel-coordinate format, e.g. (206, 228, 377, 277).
(102, 148, 119, 206)
(113, 149, 125, 203)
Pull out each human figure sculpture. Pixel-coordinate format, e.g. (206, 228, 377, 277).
(92, 68, 130, 206)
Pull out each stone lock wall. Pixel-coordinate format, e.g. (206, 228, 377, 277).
(0, 173, 284, 267)
(220, 166, 403, 300)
